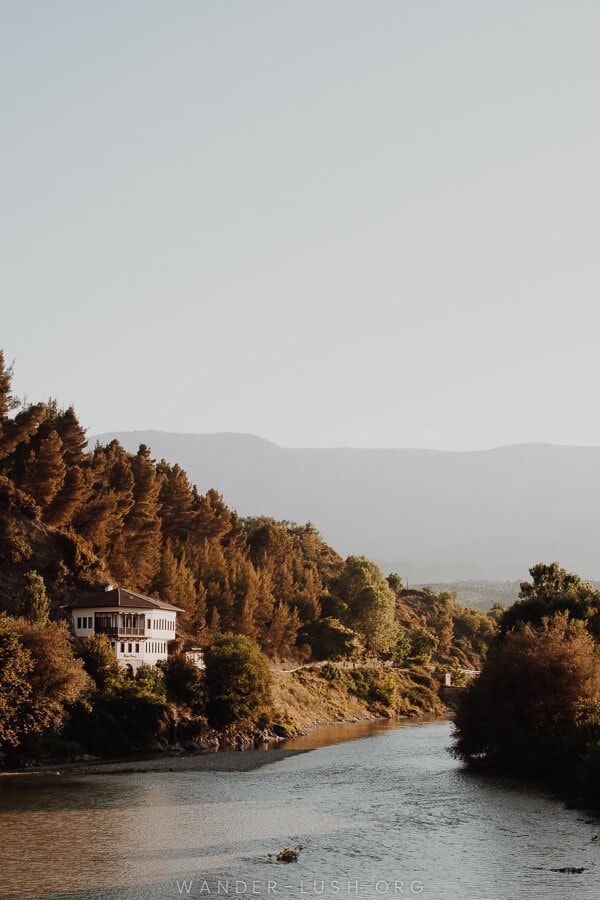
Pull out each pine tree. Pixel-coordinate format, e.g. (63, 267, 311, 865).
(0, 402, 48, 472)
(158, 462, 195, 541)
(263, 602, 301, 659)
(53, 406, 88, 465)
(46, 464, 88, 527)
(0, 351, 18, 420)
(74, 441, 134, 558)
(18, 570, 51, 625)
(191, 488, 235, 542)
(114, 445, 162, 590)
(20, 430, 66, 509)
(153, 541, 196, 612)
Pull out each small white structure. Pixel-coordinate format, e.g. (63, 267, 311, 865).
(65, 586, 183, 675)
(184, 647, 206, 670)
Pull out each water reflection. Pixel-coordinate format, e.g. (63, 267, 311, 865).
(281, 715, 439, 750)
(1, 720, 598, 900)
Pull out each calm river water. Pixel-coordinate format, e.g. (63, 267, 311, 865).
(0, 719, 598, 900)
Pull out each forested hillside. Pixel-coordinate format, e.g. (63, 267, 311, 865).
(0, 351, 493, 667)
(0, 352, 495, 762)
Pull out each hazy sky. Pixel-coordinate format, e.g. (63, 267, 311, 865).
(3, 1, 600, 450)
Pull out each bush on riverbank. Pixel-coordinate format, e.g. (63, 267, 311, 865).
(452, 604, 600, 806)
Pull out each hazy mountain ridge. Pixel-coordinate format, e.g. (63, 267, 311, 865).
(93, 431, 600, 583)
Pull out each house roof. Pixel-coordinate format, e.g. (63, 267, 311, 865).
(63, 588, 184, 613)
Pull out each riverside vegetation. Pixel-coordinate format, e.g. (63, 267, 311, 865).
(0, 349, 568, 778)
(3, 350, 600, 807)
(452, 562, 600, 807)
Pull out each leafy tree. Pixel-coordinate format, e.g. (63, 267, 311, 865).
(204, 632, 272, 727)
(451, 606, 496, 668)
(78, 633, 120, 690)
(500, 562, 600, 639)
(332, 557, 398, 655)
(348, 583, 398, 655)
(157, 653, 205, 709)
(72, 677, 169, 756)
(14, 619, 88, 734)
(0, 613, 33, 748)
(299, 617, 362, 660)
(135, 664, 166, 697)
(410, 627, 439, 664)
(18, 570, 51, 625)
(386, 573, 403, 592)
(452, 615, 600, 778)
(489, 602, 507, 623)
(391, 629, 412, 666)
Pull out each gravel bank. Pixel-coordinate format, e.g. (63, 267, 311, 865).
(0, 748, 308, 778)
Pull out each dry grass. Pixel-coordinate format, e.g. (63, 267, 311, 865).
(271, 668, 379, 732)
(270, 666, 444, 733)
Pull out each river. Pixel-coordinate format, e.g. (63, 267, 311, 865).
(0, 719, 598, 900)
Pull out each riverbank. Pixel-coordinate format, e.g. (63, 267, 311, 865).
(270, 663, 445, 732)
(0, 664, 446, 777)
(0, 714, 450, 779)
(0, 747, 309, 778)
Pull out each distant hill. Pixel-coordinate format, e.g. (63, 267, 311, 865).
(92, 432, 600, 584)
(413, 581, 521, 611)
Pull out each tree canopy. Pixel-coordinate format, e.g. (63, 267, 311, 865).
(204, 632, 272, 727)
(500, 561, 600, 639)
(453, 615, 600, 780)
(0, 613, 33, 748)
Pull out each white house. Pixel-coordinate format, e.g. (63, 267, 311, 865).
(65, 586, 183, 675)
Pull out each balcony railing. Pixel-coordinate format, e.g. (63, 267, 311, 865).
(95, 625, 146, 637)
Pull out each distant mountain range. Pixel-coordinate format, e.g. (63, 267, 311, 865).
(92, 432, 600, 585)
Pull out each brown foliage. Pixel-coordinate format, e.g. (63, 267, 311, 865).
(453, 615, 600, 775)
(14, 619, 88, 733)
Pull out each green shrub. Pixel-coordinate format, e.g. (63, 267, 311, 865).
(157, 654, 205, 710)
(204, 633, 272, 727)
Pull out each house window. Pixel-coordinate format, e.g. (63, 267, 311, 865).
(135, 643, 139, 653)
(128, 643, 132, 653)
(120, 643, 125, 653)
(88, 617, 93, 629)
(77, 617, 82, 629)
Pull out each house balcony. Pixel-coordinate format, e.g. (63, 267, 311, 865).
(95, 625, 147, 638)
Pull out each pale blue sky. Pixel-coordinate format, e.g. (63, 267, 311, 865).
(3, 1, 600, 449)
